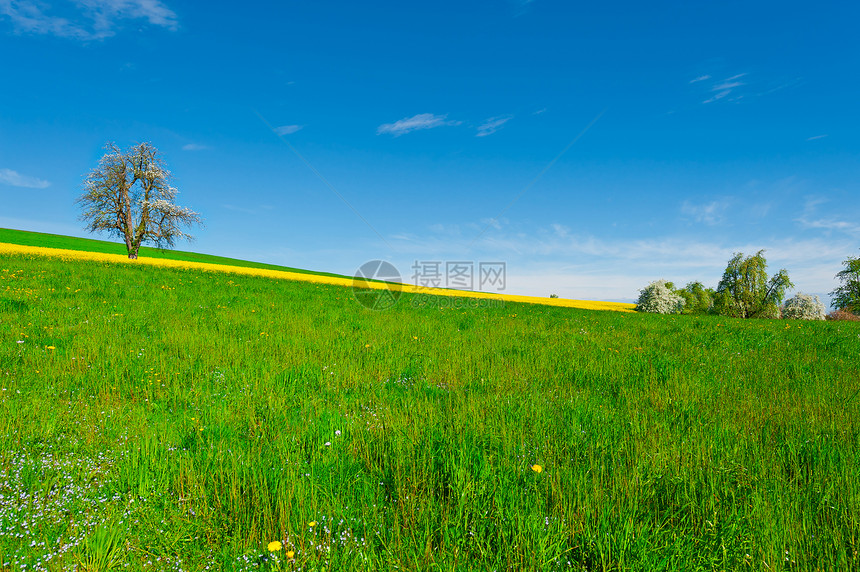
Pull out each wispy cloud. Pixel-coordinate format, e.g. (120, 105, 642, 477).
(182, 143, 208, 151)
(377, 113, 461, 137)
(680, 199, 731, 225)
(794, 195, 860, 241)
(0, 168, 50, 189)
(476, 115, 513, 137)
(798, 218, 860, 234)
(702, 73, 747, 103)
(481, 217, 505, 231)
(0, 0, 178, 40)
(274, 124, 303, 136)
(797, 213, 860, 236)
(689, 74, 711, 84)
(713, 75, 745, 90)
(806, 134, 828, 141)
(795, 196, 860, 237)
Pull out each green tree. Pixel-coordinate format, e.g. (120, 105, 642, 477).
(676, 281, 714, 314)
(77, 142, 203, 259)
(830, 253, 860, 314)
(713, 250, 793, 318)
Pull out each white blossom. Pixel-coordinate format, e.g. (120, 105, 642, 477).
(781, 292, 826, 320)
(635, 280, 685, 314)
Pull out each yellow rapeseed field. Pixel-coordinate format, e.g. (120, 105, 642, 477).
(0, 242, 635, 312)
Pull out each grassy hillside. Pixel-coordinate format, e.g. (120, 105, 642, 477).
(0, 232, 636, 312)
(0, 246, 858, 570)
(0, 227, 351, 279)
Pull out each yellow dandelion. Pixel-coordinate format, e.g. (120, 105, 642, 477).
(267, 540, 282, 552)
(46, 346, 56, 350)
(532, 464, 543, 473)
(286, 550, 295, 559)
(308, 521, 317, 527)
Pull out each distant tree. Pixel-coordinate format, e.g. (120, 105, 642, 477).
(713, 250, 793, 318)
(675, 281, 714, 314)
(77, 142, 202, 259)
(635, 280, 685, 314)
(781, 293, 826, 320)
(830, 253, 860, 314)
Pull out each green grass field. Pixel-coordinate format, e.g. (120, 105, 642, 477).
(1, 242, 858, 571)
(0, 228, 351, 279)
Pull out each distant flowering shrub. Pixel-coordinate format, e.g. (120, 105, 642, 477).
(781, 293, 826, 320)
(635, 280, 685, 314)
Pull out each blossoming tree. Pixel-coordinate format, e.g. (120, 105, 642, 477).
(782, 293, 826, 320)
(635, 280, 685, 314)
(77, 142, 202, 259)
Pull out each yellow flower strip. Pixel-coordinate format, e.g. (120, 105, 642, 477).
(0, 242, 635, 312)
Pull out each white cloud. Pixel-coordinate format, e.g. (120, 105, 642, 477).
(550, 223, 569, 237)
(377, 113, 461, 137)
(680, 199, 731, 225)
(795, 195, 860, 237)
(476, 115, 513, 137)
(0, 0, 178, 40)
(274, 125, 303, 136)
(700, 72, 747, 104)
(480, 218, 504, 231)
(806, 134, 828, 141)
(713, 74, 746, 90)
(182, 143, 208, 151)
(797, 217, 860, 236)
(0, 168, 50, 189)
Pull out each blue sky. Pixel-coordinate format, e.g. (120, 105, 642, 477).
(1, 0, 858, 303)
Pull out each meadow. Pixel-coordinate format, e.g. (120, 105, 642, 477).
(0, 241, 858, 571)
(0, 228, 350, 280)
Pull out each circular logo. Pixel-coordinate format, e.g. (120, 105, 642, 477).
(352, 260, 402, 310)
